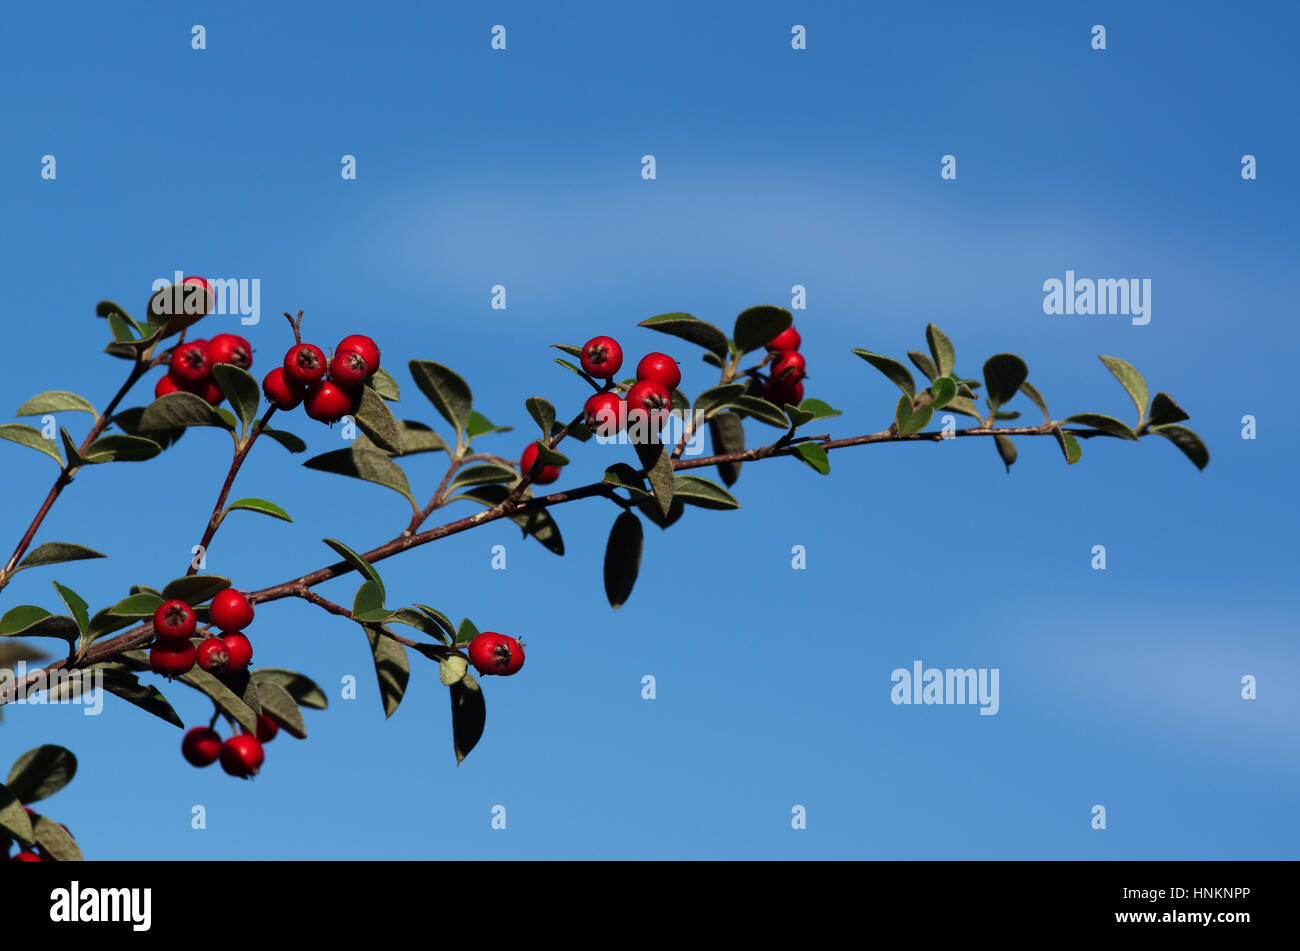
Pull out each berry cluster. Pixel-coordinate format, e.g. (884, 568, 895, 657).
(155, 332, 254, 405)
(262, 316, 381, 425)
(4, 808, 74, 862)
(577, 336, 682, 441)
(467, 631, 525, 676)
(762, 324, 806, 406)
(181, 714, 279, 779)
(148, 586, 256, 679)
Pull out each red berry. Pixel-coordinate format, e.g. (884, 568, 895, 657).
(329, 348, 370, 386)
(520, 442, 561, 484)
(153, 599, 197, 640)
(765, 326, 801, 351)
(336, 334, 380, 372)
(169, 339, 211, 384)
(208, 333, 253, 370)
(252, 714, 279, 744)
(304, 380, 357, 423)
(580, 336, 623, 378)
(501, 635, 525, 675)
(149, 639, 196, 677)
(219, 734, 264, 778)
(635, 352, 681, 390)
(155, 374, 181, 398)
(195, 637, 230, 674)
(221, 632, 254, 672)
(583, 392, 624, 437)
(771, 349, 806, 383)
(262, 367, 305, 410)
(10, 851, 43, 862)
(210, 588, 254, 631)
(763, 379, 804, 406)
(182, 276, 210, 292)
(625, 380, 672, 435)
(181, 727, 222, 767)
(283, 343, 327, 384)
(467, 631, 515, 676)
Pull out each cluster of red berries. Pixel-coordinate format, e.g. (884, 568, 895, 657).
(262, 326, 382, 425)
(4, 808, 73, 861)
(576, 336, 681, 443)
(467, 631, 526, 676)
(155, 332, 254, 406)
(762, 324, 806, 406)
(180, 714, 279, 779)
(148, 587, 256, 679)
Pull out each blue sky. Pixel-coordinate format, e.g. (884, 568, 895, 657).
(1, 1, 1296, 858)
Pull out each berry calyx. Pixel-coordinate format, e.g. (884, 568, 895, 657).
(181, 727, 222, 767)
(208, 333, 253, 370)
(764, 379, 804, 406)
(155, 374, 182, 398)
(262, 367, 306, 410)
(520, 442, 561, 484)
(580, 336, 623, 378)
(329, 348, 370, 386)
(625, 380, 672, 435)
(304, 380, 357, 423)
(210, 588, 254, 631)
(583, 392, 624, 437)
(252, 714, 279, 744)
(169, 339, 211, 384)
(771, 349, 806, 383)
(153, 599, 197, 640)
(765, 326, 801, 351)
(336, 334, 380, 372)
(221, 632, 254, 672)
(283, 343, 327, 385)
(635, 352, 681, 390)
(219, 734, 264, 778)
(467, 631, 516, 676)
(195, 637, 231, 674)
(149, 639, 196, 678)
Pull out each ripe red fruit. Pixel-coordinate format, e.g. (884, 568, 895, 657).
(520, 442, 561, 484)
(635, 352, 681, 390)
(329, 348, 370, 386)
(221, 632, 254, 672)
(764, 379, 804, 406)
(208, 333, 253, 370)
(10, 851, 43, 862)
(195, 637, 230, 674)
(169, 339, 211, 384)
(283, 343, 327, 384)
(580, 336, 623, 378)
(181, 727, 222, 767)
(583, 392, 624, 437)
(153, 599, 197, 640)
(219, 734, 264, 778)
(155, 374, 181, 398)
(467, 631, 516, 676)
(501, 635, 525, 675)
(625, 380, 672, 434)
(765, 326, 801, 351)
(336, 334, 380, 372)
(182, 276, 210, 292)
(771, 349, 806, 383)
(252, 714, 279, 744)
(262, 367, 305, 410)
(304, 380, 357, 423)
(210, 588, 254, 631)
(149, 639, 196, 677)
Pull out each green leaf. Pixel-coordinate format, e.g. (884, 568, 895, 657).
(794, 398, 841, 423)
(0, 606, 76, 641)
(0, 424, 62, 466)
(1020, 381, 1049, 423)
(633, 440, 674, 516)
(672, 475, 740, 510)
(304, 448, 417, 510)
(6, 745, 77, 804)
(1063, 413, 1138, 440)
(603, 511, 643, 610)
(638, 312, 730, 359)
(929, 377, 957, 409)
(694, 383, 746, 419)
(853, 350, 916, 398)
(636, 494, 685, 529)
(450, 463, 519, 490)
(252, 668, 329, 710)
(224, 498, 292, 523)
(261, 427, 307, 453)
(59, 427, 86, 468)
(15, 391, 97, 418)
(51, 583, 89, 634)
(30, 813, 82, 861)
(438, 653, 468, 686)
(98, 668, 184, 727)
(895, 394, 934, 435)
(940, 395, 982, 420)
(15, 542, 106, 573)
(145, 283, 209, 339)
(455, 617, 480, 647)
(551, 344, 583, 359)
(993, 411, 1020, 421)
(85, 608, 135, 642)
(603, 463, 651, 496)
(352, 580, 391, 622)
(525, 397, 555, 437)
(108, 592, 163, 618)
(179, 666, 260, 734)
(708, 411, 744, 487)
(211, 364, 261, 430)
(1098, 355, 1149, 425)
(792, 442, 830, 475)
(322, 538, 385, 600)
(364, 627, 409, 719)
(450, 672, 486, 765)
(464, 412, 510, 440)
(96, 299, 144, 336)
(255, 681, 308, 739)
(554, 357, 599, 387)
(994, 434, 1017, 473)
(908, 350, 939, 382)
(1150, 425, 1210, 470)
(983, 354, 1029, 412)
(733, 305, 793, 354)
(82, 434, 162, 463)
(1147, 392, 1190, 427)
(368, 367, 401, 401)
(926, 324, 956, 377)
(730, 395, 788, 428)
(412, 605, 457, 644)
(138, 391, 232, 432)
(409, 361, 473, 442)
(1051, 425, 1083, 465)
(388, 607, 452, 645)
(0, 784, 34, 842)
(398, 420, 452, 453)
(532, 440, 569, 469)
(352, 385, 403, 453)
(161, 575, 231, 604)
